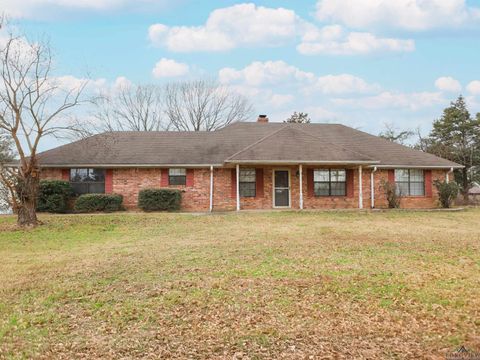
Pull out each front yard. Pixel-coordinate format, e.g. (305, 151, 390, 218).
(0, 209, 479, 359)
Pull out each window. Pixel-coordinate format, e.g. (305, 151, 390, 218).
(70, 168, 105, 195)
(239, 168, 256, 197)
(169, 168, 186, 185)
(395, 169, 424, 196)
(313, 169, 346, 196)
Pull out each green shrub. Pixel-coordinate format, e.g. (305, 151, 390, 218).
(138, 188, 181, 212)
(37, 180, 72, 213)
(74, 193, 123, 213)
(434, 180, 459, 208)
(381, 180, 401, 208)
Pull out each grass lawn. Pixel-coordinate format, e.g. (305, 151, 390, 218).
(0, 209, 479, 359)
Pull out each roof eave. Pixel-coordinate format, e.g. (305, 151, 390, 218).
(37, 163, 224, 168)
(370, 164, 464, 169)
(225, 160, 380, 165)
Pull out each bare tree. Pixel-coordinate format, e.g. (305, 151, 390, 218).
(164, 79, 253, 131)
(378, 122, 414, 145)
(0, 27, 86, 226)
(88, 83, 167, 134)
(0, 132, 14, 213)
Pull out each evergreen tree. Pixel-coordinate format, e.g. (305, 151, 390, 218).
(284, 112, 311, 123)
(424, 96, 480, 200)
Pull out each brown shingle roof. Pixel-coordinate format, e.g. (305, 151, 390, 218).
(36, 122, 462, 168)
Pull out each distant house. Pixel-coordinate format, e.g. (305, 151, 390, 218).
(468, 182, 480, 204)
(37, 115, 462, 211)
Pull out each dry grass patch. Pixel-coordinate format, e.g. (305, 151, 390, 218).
(0, 210, 479, 359)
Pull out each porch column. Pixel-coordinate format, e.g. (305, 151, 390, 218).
(370, 167, 377, 209)
(209, 165, 214, 212)
(299, 164, 303, 209)
(358, 165, 363, 209)
(236, 164, 240, 211)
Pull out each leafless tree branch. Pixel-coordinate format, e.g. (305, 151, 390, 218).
(164, 79, 253, 132)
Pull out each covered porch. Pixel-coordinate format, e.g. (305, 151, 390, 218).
(226, 163, 373, 211)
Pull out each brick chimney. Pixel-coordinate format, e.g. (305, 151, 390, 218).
(257, 114, 269, 123)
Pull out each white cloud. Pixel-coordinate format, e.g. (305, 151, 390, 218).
(269, 94, 295, 108)
(297, 25, 414, 55)
(152, 58, 189, 78)
(434, 76, 462, 92)
(313, 74, 380, 94)
(148, 3, 299, 52)
(148, 3, 412, 56)
(1, 0, 168, 18)
(219, 61, 315, 87)
(304, 106, 339, 121)
(113, 76, 132, 90)
(467, 80, 480, 95)
(52, 75, 108, 94)
(332, 91, 445, 110)
(219, 60, 378, 95)
(315, 0, 480, 31)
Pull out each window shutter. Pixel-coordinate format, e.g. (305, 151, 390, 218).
(388, 169, 395, 183)
(255, 168, 264, 198)
(105, 169, 113, 193)
(186, 169, 194, 187)
(161, 169, 169, 187)
(231, 169, 237, 198)
(346, 169, 354, 198)
(307, 169, 314, 197)
(61, 169, 70, 181)
(425, 170, 432, 197)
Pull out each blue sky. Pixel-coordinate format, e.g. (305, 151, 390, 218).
(4, 0, 480, 150)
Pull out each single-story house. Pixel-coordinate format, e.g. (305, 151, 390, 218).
(37, 116, 462, 211)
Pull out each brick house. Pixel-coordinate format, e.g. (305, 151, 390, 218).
(38, 116, 462, 211)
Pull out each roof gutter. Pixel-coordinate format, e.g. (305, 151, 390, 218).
(369, 165, 464, 169)
(225, 160, 379, 165)
(32, 163, 224, 169)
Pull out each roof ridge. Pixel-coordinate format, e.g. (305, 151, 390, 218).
(225, 123, 293, 161)
(283, 125, 377, 161)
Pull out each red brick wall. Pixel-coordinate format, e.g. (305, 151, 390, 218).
(373, 169, 446, 209)
(41, 168, 64, 180)
(40, 166, 447, 211)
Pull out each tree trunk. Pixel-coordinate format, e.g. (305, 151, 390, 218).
(16, 171, 39, 227)
(462, 168, 469, 202)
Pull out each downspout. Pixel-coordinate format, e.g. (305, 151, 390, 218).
(209, 165, 214, 212)
(370, 166, 377, 209)
(299, 164, 303, 210)
(236, 164, 240, 211)
(359, 165, 363, 209)
(446, 167, 454, 183)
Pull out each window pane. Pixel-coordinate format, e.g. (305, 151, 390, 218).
(71, 168, 88, 182)
(331, 182, 346, 196)
(395, 169, 409, 182)
(314, 182, 329, 196)
(410, 182, 425, 196)
(396, 182, 409, 196)
(169, 176, 186, 185)
(240, 168, 256, 182)
(88, 168, 105, 182)
(331, 169, 346, 182)
(88, 183, 105, 194)
(314, 169, 329, 182)
(71, 182, 88, 195)
(169, 168, 186, 176)
(240, 182, 256, 197)
(410, 169, 424, 182)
